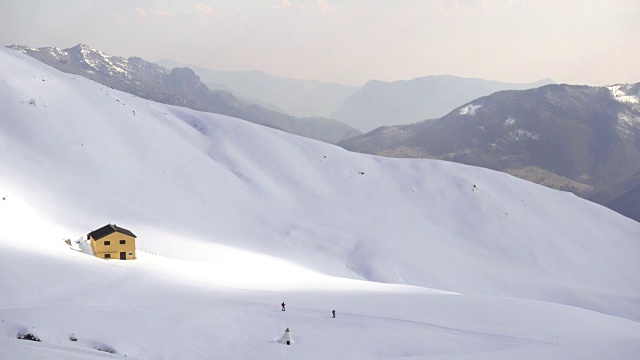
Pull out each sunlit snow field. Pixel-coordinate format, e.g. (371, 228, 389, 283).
(1, 47, 639, 359)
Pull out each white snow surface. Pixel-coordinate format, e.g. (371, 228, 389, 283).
(617, 111, 640, 133)
(458, 103, 482, 115)
(510, 129, 540, 141)
(14, 44, 137, 79)
(1, 47, 640, 359)
(608, 84, 639, 105)
(504, 117, 516, 126)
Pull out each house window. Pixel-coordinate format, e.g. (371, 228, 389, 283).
(120, 240, 126, 244)
(129, 252, 133, 256)
(105, 254, 111, 259)
(105, 241, 111, 245)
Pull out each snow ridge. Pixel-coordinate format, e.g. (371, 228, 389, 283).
(9, 43, 170, 81)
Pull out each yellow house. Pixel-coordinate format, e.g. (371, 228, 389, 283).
(88, 224, 137, 260)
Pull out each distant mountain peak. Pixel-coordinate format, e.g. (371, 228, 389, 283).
(535, 77, 555, 85)
(68, 43, 91, 51)
(339, 81, 640, 221)
(7, 43, 360, 144)
(333, 75, 555, 132)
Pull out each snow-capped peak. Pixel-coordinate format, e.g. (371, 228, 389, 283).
(6, 43, 174, 82)
(607, 84, 639, 105)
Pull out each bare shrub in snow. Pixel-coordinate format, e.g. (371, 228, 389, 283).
(96, 346, 117, 354)
(17, 332, 40, 342)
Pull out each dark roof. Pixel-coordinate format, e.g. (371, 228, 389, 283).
(88, 224, 136, 241)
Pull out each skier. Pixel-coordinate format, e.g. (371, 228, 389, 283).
(332, 309, 336, 318)
(281, 302, 286, 311)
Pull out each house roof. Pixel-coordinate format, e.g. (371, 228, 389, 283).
(88, 224, 136, 240)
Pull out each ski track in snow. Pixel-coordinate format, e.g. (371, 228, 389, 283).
(1, 300, 553, 348)
(269, 305, 555, 346)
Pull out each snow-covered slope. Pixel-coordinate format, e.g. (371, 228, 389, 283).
(7, 44, 362, 144)
(1, 47, 639, 359)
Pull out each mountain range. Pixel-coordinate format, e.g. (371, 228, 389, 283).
(339, 83, 640, 221)
(7, 44, 361, 144)
(157, 59, 553, 133)
(2, 46, 640, 359)
(331, 76, 554, 132)
(7, 44, 640, 223)
(156, 58, 361, 119)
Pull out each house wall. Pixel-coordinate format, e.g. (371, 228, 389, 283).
(90, 232, 136, 260)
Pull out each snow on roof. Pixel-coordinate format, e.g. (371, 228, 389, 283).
(88, 224, 137, 240)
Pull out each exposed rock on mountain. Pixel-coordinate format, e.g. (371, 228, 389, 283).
(8, 44, 361, 143)
(340, 83, 640, 221)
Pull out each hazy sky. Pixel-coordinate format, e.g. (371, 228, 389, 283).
(1, 0, 638, 86)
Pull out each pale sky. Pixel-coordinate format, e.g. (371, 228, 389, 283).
(1, 0, 638, 86)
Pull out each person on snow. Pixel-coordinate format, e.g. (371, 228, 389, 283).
(332, 309, 336, 318)
(281, 302, 286, 311)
